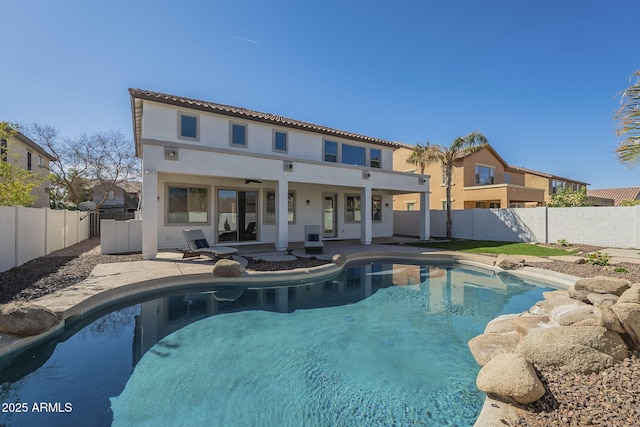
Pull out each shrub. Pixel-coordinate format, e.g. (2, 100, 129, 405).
(557, 238, 570, 247)
(614, 267, 628, 273)
(585, 252, 610, 266)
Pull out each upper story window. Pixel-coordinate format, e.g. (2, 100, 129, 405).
(178, 113, 199, 140)
(342, 144, 366, 166)
(370, 149, 381, 168)
(551, 180, 565, 194)
(324, 140, 338, 162)
(230, 123, 247, 147)
(0, 139, 7, 162)
(273, 131, 287, 153)
(475, 165, 495, 185)
(38, 155, 43, 167)
(504, 173, 511, 184)
(27, 152, 32, 170)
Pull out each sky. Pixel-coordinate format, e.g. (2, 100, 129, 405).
(1, 0, 638, 189)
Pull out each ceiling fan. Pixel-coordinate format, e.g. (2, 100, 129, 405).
(244, 179, 263, 184)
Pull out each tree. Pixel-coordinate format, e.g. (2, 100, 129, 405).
(547, 187, 592, 207)
(407, 131, 488, 238)
(615, 69, 640, 166)
(0, 122, 45, 207)
(27, 124, 139, 209)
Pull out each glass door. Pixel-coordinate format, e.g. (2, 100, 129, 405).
(218, 189, 258, 242)
(323, 194, 337, 238)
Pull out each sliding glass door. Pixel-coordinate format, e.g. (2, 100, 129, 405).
(217, 190, 257, 242)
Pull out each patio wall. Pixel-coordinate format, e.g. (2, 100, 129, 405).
(394, 206, 640, 248)
(100, 219, 143, 254)
(0, 206, 90, 273)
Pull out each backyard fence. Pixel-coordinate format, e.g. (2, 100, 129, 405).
(0, 206, 90, 273)
(394, 206, 640, 249)
(100, 219, 142, 254)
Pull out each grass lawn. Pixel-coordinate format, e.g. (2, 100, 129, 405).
(408, 239, 578, 256)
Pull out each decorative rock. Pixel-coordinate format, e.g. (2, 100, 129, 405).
(0, 302, 60, 336)
(587, 293, 619, 307)
(542, 290, 569, 300)
(212, 259, 244, 278)
(551, 305, 599, 326)
(468, 332, 520, 366)
(574, 276, 631, 296)
(534, 295, 585, 316)
(611, 303, 640, 350)
(516, 326, 629, 373)
(596, 306, 626, 334)
(476, 353, 546, 404)
(484, 314, 519, 334)
(568, 288, 591, 304)
(512, 314, 555, 337)
(617, 283, 640, 304)
(331, 253, 346, 266)
(495, 254, 525, 270)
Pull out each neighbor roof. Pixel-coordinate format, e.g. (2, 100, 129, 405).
(508, 165, 589, 186)
(6, 129, 56, 161)
(129, 88, 400, 156)
(587, 187, 640, 206)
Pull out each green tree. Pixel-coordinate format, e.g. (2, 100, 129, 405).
(547, 187, 592, 207)
(407, 131, 488, 238)
(615, 69, 640, 166)
(0, 122, 45, 207)
(620, 199, 640, 206)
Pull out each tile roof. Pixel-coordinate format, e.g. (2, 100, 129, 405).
(586, 187, 640, 206)
(129, 89, 400, 154)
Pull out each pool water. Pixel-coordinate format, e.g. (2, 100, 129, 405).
(0, 262, 553, 426)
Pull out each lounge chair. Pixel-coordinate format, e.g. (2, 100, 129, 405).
(304, 225, 324, 254)
(181, 229, 238, 260)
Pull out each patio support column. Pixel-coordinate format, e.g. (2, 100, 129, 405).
(142, 168, 158, 259)
(360, 186, 372, 245)
(275, 178, 289, 251)
(419, 190, 430, 240)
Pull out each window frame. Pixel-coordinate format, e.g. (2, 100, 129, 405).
(344, 194, 362, 223)
(263, 189, 296, 224)
(372, 195, 382, 222)
(230, 122, 248, 147)
(475, 164, 495, 185)
(166, 184, 210, 226)
(341, 143, 366, 166)
(177, 112, 199, 141)
(272, 130, 288, 153)
(370, 148, 381, 168)
(27, 151, 32, 171)
(323, 140, 338, 163)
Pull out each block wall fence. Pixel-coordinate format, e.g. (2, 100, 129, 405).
(394, 206, 640, 248)
(0, 206, 90, 273)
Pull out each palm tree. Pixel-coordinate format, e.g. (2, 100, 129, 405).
(407, 131, 488, 238)
(615, 69, 640, 166)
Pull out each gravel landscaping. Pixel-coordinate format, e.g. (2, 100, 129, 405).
(1, 238, 639, 425)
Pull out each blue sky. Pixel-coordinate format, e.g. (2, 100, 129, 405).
(1, 0, 638, 189)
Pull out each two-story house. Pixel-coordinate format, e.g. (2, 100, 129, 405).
(129, 89, 430, 259)
(91, 181, 141, 214)
(393, 144, 587, 210)
(1, 129, 55, 208)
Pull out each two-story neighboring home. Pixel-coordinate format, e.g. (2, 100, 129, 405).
(1, 129, 55, 208)
(91, 181, 141, 214)
(393, 144, 587, 210)
(129, 89, 430, 259)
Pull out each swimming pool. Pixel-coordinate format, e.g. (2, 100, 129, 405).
(0, 261, 553, 426)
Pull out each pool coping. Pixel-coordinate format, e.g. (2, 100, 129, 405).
(0, 249, 581, 426)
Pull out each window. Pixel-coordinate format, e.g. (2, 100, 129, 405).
(27, 152, 32, 170)
(406, 202, 416, 211)
(0, 139, 6, 162)
(475, 165, 495, 185)
(178, 113, 198, 140)
(342, 144, 366, 166)
(167, 186, 208, 224)
(231, 123, 247, 147)
(551, 180, 566, 194)
(345, 195, 361, 222)
(475, 202, 486, 208)
(107, 191, 115, 201)
(273, 131, 287, 152)
(504, 173, 511, 184)
(370, 149, 381, 168)
(441, 201, 449, 210)
(489, 202, 500, 208)
(38, 155, 43, 167)
(264, 190, 295, 224)
(372, 195, 382, 221)
(324, 140, 338, 162)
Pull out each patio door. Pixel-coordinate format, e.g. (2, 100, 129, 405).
(323, 194, 337, 238)
(217, 189, 257, 242)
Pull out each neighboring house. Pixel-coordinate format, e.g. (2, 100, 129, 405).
(393, 144, 588, 210)
(1, 129, 55, 208)
(91, 181, 141, 213)
(587, 187, 640, 206)
(129, 89, 430, 259)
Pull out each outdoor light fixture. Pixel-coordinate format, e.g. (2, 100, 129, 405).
(306, 200, 311, 206)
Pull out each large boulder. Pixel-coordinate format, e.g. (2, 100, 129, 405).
(551, 305, 599, 326)
(587, 293, 619, 307)
(476, 353, 546, 404)
(495, 254, 525, 270)
(468, 332, 520, 366)
(533, 295, 585, 316)
(484, 314, 519, 334)
(516, 326, 628, 373)
(596, 306, 626, 334)
(611, 303, 640, 350)
(512, 314, 555, 337)
(574, 276, 631, 296)
(212, 259, 244, 278)
(617, 283, 640, 304)
(0, 302, 60, 336)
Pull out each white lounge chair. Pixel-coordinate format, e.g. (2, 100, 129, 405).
(181, 229, 238, 260)
(304, 225, 324, 254)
